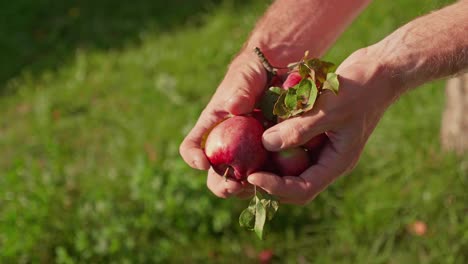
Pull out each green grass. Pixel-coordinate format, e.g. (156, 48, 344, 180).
(1, 0, 467, 263)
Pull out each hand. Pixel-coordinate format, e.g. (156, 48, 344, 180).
(179, 51, 267, 199)
(247, 48, 401, 205)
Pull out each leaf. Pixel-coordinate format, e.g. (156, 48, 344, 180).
(298, 63, 311, 79)
(254, 196, 267, 240)
(284, 89, 298, 110)
(302, 82, 318, 112)
(239, 206, 255, 230)
(322, 73, 340, 94)
(269, 86, 282, 95)
(259, 88, 280, 121)
(296, 79, 313, 104)
(306, 59, 336, 85)
(260, 192, 279, 221)
(273, 92, 290, 119)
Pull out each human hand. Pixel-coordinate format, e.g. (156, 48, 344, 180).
(247, 48, 401, 205)
(179, 51, 268, 199)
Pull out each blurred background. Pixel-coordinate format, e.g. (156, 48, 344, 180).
(1, 0, 467, 263)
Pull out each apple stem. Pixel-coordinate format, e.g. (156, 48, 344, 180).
(223, 167, 230, 182)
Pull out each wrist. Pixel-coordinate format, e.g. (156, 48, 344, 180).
(364, 44, 410, 99)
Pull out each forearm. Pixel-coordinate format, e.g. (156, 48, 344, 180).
(242, 0, 372, 66)
(370, 1, 468, 93)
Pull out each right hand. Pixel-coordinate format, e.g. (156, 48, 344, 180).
(179, 51, 268, 199)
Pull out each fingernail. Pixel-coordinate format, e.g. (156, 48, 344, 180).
(262, 131, 282, 151)
(246, 174, 257, 185)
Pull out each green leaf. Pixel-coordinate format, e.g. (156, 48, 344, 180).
(303, 82, 318, 112)
(296, 79, 313, 105)
(269, 86, 282, 95)
(273, 92, 290, 119)
(254, 196, 267, 240)
(260, 192, 279, 221)
(322, 73, 340, 94)
(298, 63, 311, 79)
(306, 59, 336, 84)
(239, 206, 255, 230)
(284, 89, 297, 110)
(259, 88, 280, 121)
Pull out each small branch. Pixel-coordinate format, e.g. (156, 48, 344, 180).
(254, 47, 277, 76)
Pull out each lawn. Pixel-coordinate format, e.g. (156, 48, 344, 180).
(0, 0, 467, 263)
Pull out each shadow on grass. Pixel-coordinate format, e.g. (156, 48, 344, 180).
(0, 0, 252, 94)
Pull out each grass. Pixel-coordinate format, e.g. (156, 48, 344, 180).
(0, 0, 467, 263)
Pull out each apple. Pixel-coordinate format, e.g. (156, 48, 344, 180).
(272, 147, 310, 176)
(258, 249, 274, 264)
(303, 133, 328, 151)
(282, 72, 302, 89)
(251, 109, 275, 129)
(204, 116, 267, 181)
(303, 133, 328, 163)
(270, 75, 284, 87)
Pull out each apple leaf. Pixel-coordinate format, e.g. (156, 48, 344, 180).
(284, 89, 298, 110)
(296, 79, 313, 105)
(239, 189, 280, 240)
(254, 199, 267, 240)
(239, 199, 256, 230)
(298, 63, 311, 79)
(269, 86, 282, 95)
(322, 72, 340, 94)
(260, 192, 279, 221)
(273, 92, 290, 119)
(303, 82, 318, 112)
(306, 59, 335, 85)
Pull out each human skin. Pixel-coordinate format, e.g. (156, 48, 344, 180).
(180, 0, 468, 203)
(180, 0, 371, 199)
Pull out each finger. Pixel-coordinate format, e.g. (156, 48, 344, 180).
(249, 140, 355, 205)
(180, 108, 227, 170)
(247, 172, 310, 204)
(215, 59, 267, 115)
(180, 59, 266, 170)
(262, 109, 329, 151)
(206, 168, 246, 198)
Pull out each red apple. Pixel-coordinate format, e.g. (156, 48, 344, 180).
(270, 75, 284, 87)
(272, 147, 310, 176)
(204, 116, 267, 181)
(251, 109, 275, 129)
(282, 72, 302, 89)
(303, 133, 328, 151)
(303, 133, 328, 163)
(258, 249, 274, 264)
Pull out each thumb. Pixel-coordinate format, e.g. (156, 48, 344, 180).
(262, 111, 328, 151)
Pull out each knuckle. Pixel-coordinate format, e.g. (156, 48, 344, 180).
(283, 124, 305, 146)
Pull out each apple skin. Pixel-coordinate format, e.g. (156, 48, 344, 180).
(282, 72, 302, 89)
(303, 133, 328, 150)
(251, 109, 275, 129)
(272, 147, 310, 176)
(204, 116, 267, 181)
(270, 75, 284, 88)
(303, 133, 328, 163)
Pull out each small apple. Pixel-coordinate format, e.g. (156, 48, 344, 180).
(303, 133, 328, 151)
(282, 72, 302, 89)
(204, 116, 267, 181)
(272, 147, 310, 176)
(303, 133, 328, 163)
(251, 109, 274, 129)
